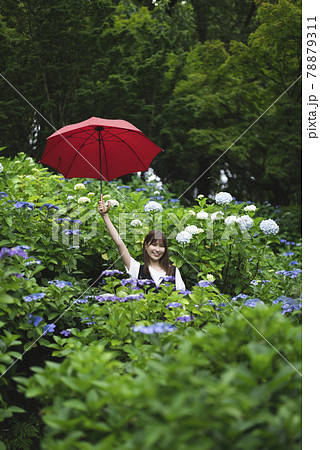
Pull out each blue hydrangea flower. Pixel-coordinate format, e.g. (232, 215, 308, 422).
(275, 269, 302, 278)
(43, 323, 56, 334)
(48, 280, 73, 288)
(39, 203, 59, 210)
(25, 259, 42, 266)
(135, 188, 146, 192)
(166, 302, 182, 309)
(283, 251, 294, 257)
(55, 218, 71, 223)
(81, 316, 95, 325)
(250, 280, 259, 285)
(132, 322, 177, 334)
(232, 293, 248, 302)
(117, 185, 130, 189)
(27, 314, 43, 327)
(23, 292, 46, 302)
(243, 298, 264, 308)
(62, 229, 81, 235)
(73, 298, 89, 304)
(14, 201, 35, 210)
(0, 192, 8, 199)
(289, 261, 299, 266)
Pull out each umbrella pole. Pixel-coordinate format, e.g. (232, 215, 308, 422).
(96, 126, 103, 195)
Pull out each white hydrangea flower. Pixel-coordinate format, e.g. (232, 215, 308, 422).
(196, 211, 208, 220)
(185, 225, 199, 235)
(176, 230, 192, 244)
(78, 196, 91, 204)
(244, 204, 256, 212)
(188, 210, 196, 216)
(153, 190, 160, 195)
(211, 211, 224, 221)
(130, 219, 142, 227)
(197, 228, 204, 234)
(238, 215, 254, 231)
(74, 183, 86, 190)
(67, 195, 75, 201)
(0, 163, 3, 173)
(225, 215, 238, 226)
(206, 274, 215, 282)
(144, 201, 163, 212)
(103, 194, 111, 199)
(109, 199, 119, 207)
(215, 192, 233, 205)
(259, 219, 279, 235)
(87, 192, 95, 197)
(197, 194, 204, 199)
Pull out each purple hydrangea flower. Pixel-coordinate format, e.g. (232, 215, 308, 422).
(178, 289, 192, 295)
(137, 279, 156, 287)
(96, 294, 119, 302)
(119, 293, 145, 302)
(60, 330, 72, 337)
(101, 269, 124, 277)
(175, 315, 195, 322)
(166, 302, 182, 309)
(132, 322, 177, 334)
(23, 292, 46, 302)
(197, 280, 214, 287)
(0, 246, 29, 259)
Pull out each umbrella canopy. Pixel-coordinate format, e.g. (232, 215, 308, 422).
(40, 117, 163, 190)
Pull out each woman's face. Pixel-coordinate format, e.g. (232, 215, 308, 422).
(145, 240, 166, 262)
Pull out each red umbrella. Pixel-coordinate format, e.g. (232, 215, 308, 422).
(40, 117, 163, 193)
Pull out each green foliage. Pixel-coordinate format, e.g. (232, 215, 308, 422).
(0, 152, 301, 448)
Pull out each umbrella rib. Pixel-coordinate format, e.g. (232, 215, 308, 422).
(105, 129, 149, 171)
(64, 130, 97, 178)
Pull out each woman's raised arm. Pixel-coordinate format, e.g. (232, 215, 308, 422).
(98, 194, 131, 270)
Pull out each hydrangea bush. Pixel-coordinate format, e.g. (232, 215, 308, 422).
(0, 152, 301, 448)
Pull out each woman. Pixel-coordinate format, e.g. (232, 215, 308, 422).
(98, 194, 185, 290)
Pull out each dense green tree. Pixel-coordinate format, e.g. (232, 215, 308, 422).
(0, 0, 301, 205)
(153, 0, 301, 204)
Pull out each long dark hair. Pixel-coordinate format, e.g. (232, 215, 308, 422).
(142, 230, 174, 276)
